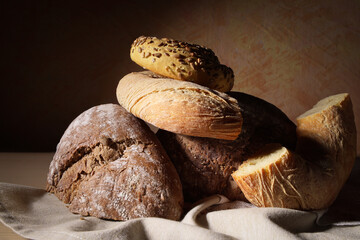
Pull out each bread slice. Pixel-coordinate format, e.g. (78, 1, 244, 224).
(116, 71, 242, 140)
(232, 93, 357, 210)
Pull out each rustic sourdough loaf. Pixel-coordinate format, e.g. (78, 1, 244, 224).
(232, 93, 357, 210)
(157, 91, 297, 202)
(116, 71, 242, 140)
(46, 104, 183, 220)
(130, 36, 234, 92)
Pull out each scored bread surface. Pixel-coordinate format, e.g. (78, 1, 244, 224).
(232, 93, 357, 210)
(116, 71, 242, 140)
(130, 36, 234, 92)
(46, 104, 183, 220)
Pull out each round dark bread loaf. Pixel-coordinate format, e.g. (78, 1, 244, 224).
(156, 92, 297, 203)
(46, 104, 183, 220)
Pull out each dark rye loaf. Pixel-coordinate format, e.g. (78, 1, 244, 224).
(157, 92, 297, 203)
(46, 104, 183, 220)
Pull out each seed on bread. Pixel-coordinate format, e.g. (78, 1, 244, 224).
(130, 36, 234, 92)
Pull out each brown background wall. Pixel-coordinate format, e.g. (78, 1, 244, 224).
(1, 0, 359, 153)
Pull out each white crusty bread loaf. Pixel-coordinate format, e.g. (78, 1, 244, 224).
(116, 71, 242, 140)
(130, 36, 234, 92)
(232, 93, 357, 210)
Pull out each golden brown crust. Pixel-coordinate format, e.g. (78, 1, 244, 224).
(232, 93, 357, 210)
(130, 36, 234, 92)
(46, 104, 183, 220)
(232, 145, 311, 209)
(116, 71, 242, 140)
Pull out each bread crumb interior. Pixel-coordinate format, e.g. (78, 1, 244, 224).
(297, 93, 347, 119)
(235, 144, 287, 176)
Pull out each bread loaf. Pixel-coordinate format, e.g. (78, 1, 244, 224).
(232, 93, 357, 210)
(157, 91, 297, 202)
(130, 36, 234, 92)
(116, 71, 242, 140)
(46, 104, 183, 220)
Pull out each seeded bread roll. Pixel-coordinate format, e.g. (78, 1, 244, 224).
(46, 104, 183, 220)
(116, 71, 242, 140)
(130, 36, 234, 92)
(232, 93, 357, 210)
(157, 92, 297, 202)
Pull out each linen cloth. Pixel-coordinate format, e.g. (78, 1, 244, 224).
(1, 159, 359, 240)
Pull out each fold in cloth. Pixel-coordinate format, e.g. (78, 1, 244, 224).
(0, 180, 359, 240)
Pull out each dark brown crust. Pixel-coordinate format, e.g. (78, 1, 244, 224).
(227, 91, 297, 151)
(157, 91, 297, 203)
(46, 104, 183, 220)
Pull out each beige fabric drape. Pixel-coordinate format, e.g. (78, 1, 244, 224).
(1, 180, 359, 240)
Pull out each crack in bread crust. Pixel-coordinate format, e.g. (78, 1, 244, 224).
(50, 138, 142, 203)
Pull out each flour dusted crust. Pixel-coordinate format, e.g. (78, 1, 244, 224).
(130, 36, 234, 92)
(116, 71, 242, 140)
(232, 93, 357, 210)
(157, 92, 297, 202)
(46, 104, 183, 220)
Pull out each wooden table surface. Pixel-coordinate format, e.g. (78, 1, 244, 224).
(0, 153, 53, 240)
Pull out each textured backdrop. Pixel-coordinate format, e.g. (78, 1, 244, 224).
(1, 0, 359, 153)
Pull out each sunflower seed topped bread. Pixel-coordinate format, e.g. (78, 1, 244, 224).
(116, 71, 242, 140)
(130, 36, 234, 92)
(232, 93, 357, 210)
(46, 104, 183, 220)
(157, 91, 297, 203)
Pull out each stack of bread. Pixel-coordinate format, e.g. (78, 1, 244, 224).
(46, 36, 357, 221)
